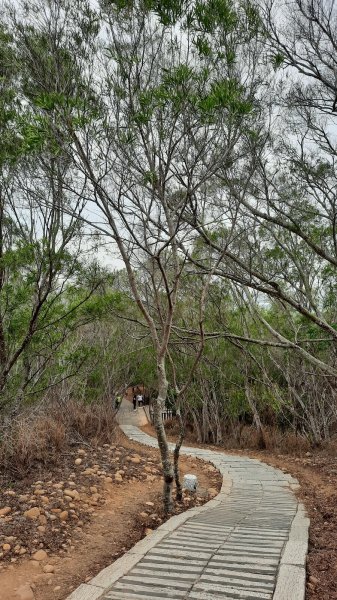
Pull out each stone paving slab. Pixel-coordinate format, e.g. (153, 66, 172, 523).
(66, 399, 309, 600)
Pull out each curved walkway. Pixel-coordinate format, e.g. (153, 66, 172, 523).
(67, 401, 309, 600)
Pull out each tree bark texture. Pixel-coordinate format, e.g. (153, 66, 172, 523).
(173, 408, 185, 501)
(153, 358, 174, 514)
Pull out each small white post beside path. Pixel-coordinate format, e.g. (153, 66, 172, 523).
(67, 399, 309, 600)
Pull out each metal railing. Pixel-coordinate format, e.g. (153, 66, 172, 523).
(149, 408, 173, 422)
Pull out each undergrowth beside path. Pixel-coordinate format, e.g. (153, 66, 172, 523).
(0, 428, 221, 600)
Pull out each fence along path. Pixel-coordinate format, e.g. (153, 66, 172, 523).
(67, 399, 309, 600)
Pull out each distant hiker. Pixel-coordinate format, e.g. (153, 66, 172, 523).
(136, 393, 143, 407)
(133, 394, 137, 411)
(115, 395, 122, 410)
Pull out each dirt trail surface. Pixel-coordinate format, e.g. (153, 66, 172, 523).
(0, 420, 221, 600)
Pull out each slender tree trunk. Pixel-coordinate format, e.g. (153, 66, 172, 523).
(244, 380, 266, 449)
(0, 193, 7, 409)
(202, 389, 209, 443)
(191, 408, 202, 443)
(210, 386, 222, 444)
(173, 407, 185, 501)
(153, 357, 174, 514)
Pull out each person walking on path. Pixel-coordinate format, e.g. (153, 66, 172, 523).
(133, 394, 137, 411)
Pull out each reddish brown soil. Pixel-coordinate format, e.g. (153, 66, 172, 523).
(0, 429, 221, 600)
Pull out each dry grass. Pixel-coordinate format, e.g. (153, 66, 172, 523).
(229, 425, 310, 454)
(164, 419, 312, 455)
(0, 399, 117, 478)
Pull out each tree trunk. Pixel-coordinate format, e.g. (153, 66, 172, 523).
(0, 193, 7, 397)
(245, 381, 266, 450)
(191, 408, 202, 443)
(210, 386, 222, 444)
(202, 391, 209, 443)
(153, 358, 174, 514)
(173, 407, 185, 501)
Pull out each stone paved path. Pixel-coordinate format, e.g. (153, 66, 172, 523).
(116, 399, 149, 428)
(68, 400, 309, 600)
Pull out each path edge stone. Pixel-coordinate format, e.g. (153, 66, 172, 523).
(65, 439, 232, 599)
(65, 583, 105, 600)
(272, 501, 309, 600)
(65, 421, 309, 600)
